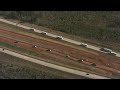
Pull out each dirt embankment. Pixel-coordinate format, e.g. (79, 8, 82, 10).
(0, 29, 120, 78)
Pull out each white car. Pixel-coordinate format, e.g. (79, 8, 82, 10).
(41, 32, 47, 35)
(56, 36, 63, 40)
(80, 43, 88, 47)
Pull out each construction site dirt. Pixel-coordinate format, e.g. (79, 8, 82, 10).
(0, 29, 120, 78)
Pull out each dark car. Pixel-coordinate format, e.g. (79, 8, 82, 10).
(100, 48, 112, 53)
(28, 28, 34, 32)
(91, 63, 96, 67)
(41, 32, 47, 35)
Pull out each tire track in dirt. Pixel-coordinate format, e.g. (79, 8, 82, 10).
(0, 29, 120, 76)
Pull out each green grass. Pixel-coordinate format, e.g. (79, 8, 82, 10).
(0, 52, 68, 79)
(0, 42, 39, 57)
(1, 11, 120, 43)
(0, 63, 65, 79)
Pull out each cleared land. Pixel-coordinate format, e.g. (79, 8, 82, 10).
(0, 29, 120, 78)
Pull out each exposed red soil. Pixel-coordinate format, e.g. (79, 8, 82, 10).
(0, 29, 120, 76)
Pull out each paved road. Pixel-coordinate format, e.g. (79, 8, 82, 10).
(0, 18, 120, 58)
(0, 47, 110, 79)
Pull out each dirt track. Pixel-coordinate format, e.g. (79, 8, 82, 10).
(0, 29, 120, 78)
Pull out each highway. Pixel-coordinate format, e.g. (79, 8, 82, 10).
(0, 47, 110, 79)
(0, 18, 120, 58)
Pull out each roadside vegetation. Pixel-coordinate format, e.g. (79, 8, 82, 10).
(0, 62, 63, 79)
(0, 11, 120, 43)
(0, 52, 68, 79)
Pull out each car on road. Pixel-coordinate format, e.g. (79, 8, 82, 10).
(86, 73, 89, 75)
(100, 48, 112, 53)
(28, 28, 34, 32)
(56, 36, 63, 40)
(41, 32, 47, 35)
(80, 43, 88, 47)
